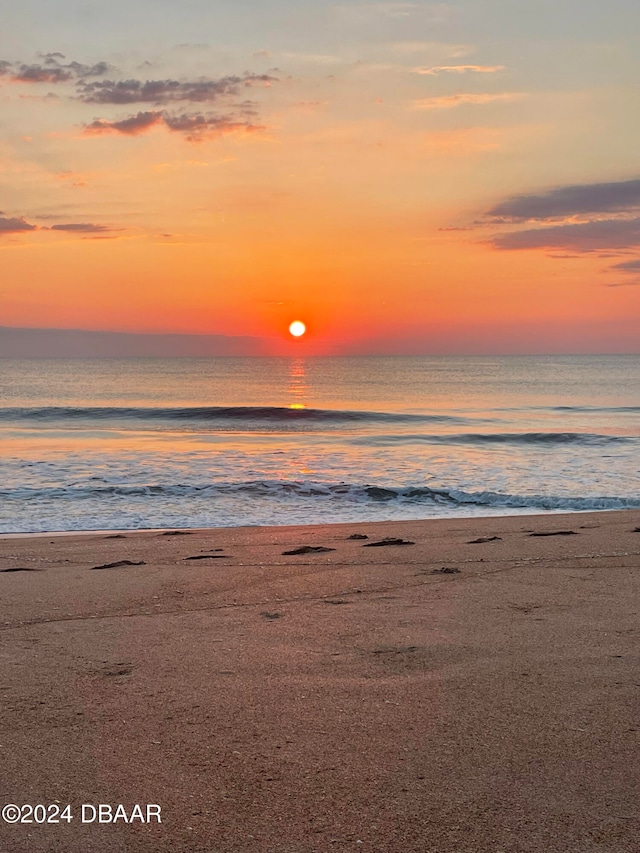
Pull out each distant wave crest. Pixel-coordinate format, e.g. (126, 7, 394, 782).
(353, 432, 633, 447)
(0, 405, 471, 425)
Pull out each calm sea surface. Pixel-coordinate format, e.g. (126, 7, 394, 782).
(1, 356, 639, 533)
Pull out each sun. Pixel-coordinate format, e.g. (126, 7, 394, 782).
(289, 320, 306, 338)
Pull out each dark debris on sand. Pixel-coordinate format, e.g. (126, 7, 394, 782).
(1, 567, 44, 573)
(363, 538, 415, 547)
(282, 546, 336, 555)
(468, 536, 502, 544)
(183, 555, 229, 561)
(529, 530, 577, 537)
(91, 560, 146, 570)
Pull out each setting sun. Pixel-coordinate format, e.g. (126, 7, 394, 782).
(289, 321, 306, 338)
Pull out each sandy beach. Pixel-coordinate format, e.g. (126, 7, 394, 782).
(1, 510, 639, 853)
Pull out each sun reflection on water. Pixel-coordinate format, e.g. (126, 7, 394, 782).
(287, 358, 308, 409)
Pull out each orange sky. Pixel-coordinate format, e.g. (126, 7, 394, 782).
(2, 0, 640, 353)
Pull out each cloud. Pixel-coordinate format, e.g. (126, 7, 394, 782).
(77, 73, 276, 105)
(487, 178, 640, 221)
(11, 64, 73, 84)
(1, 55, 112, 84)
(0, 217, 116, 237)
(491, 217, 640, 252)
(84, 110, 163, 135)
(3, 52, 276, 144)
(84, 110, 263, 141)
(0, 215, 37, 233)
(610, 258, 640, 272)
(412, 64, 505, 75)
(411, 92, 523, 109)
(50, 223, 113, 233)
(163, 113, 264, 142)
(605, 280, 640, 287)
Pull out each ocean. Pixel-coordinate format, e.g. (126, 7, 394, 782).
(1, 355, 639, 534)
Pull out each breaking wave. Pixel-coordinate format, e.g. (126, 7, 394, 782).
(2, 479, 638, 512)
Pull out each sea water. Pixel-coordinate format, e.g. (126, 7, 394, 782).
(0, 355, 638, 533)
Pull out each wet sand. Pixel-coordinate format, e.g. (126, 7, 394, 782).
(1, 510, 639, 852)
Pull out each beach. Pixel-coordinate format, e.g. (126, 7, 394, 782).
(2, 509, 639, 852)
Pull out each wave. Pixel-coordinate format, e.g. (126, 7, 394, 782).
(550, 405, 640, 414)
(2, 479, 638, 512)
(499, 405, 640, 414)
(0, 405, 475, 426)
(1, 408, 634, 447)
(352, 432, 633, 447)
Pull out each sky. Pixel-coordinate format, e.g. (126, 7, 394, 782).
(1, 0, 640, 354)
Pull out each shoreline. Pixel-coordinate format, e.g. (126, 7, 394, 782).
(1, 504, 636, 540)
(2, 508, 640, 852)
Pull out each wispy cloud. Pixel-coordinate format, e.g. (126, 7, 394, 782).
(84, 111, 163, 135)
(488, 178, 640, 221)
(491, 217, 640, 252)
(610, 258, 640, 272)
(164, 113, 264, 142)
(411, 92, 523, 109)
(0, 215, 118, 237)
(77, 73, 276, 105)
(50, 223, 114, 233)
(2, 54, 276, 143)
(485, 176, 640, 258)
(84, 110, 264, 142)
(412, 64, 505, 75)
(0, 215, 37, 233)
(605, 280, 640, 287)
(0, 54, 111, 84)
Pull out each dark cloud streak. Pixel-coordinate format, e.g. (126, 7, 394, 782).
(0, 215, 37, 233)
(610, 258, 640, 272)
(488, 178, 640, 221)
(50, 223, 114, 233)
(85, 111, 163, 135)
(0, 55, 113, 83)
(492, 217, 640, 252)
(77, 73, 277, 105)
(84, 109, 263, 141)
